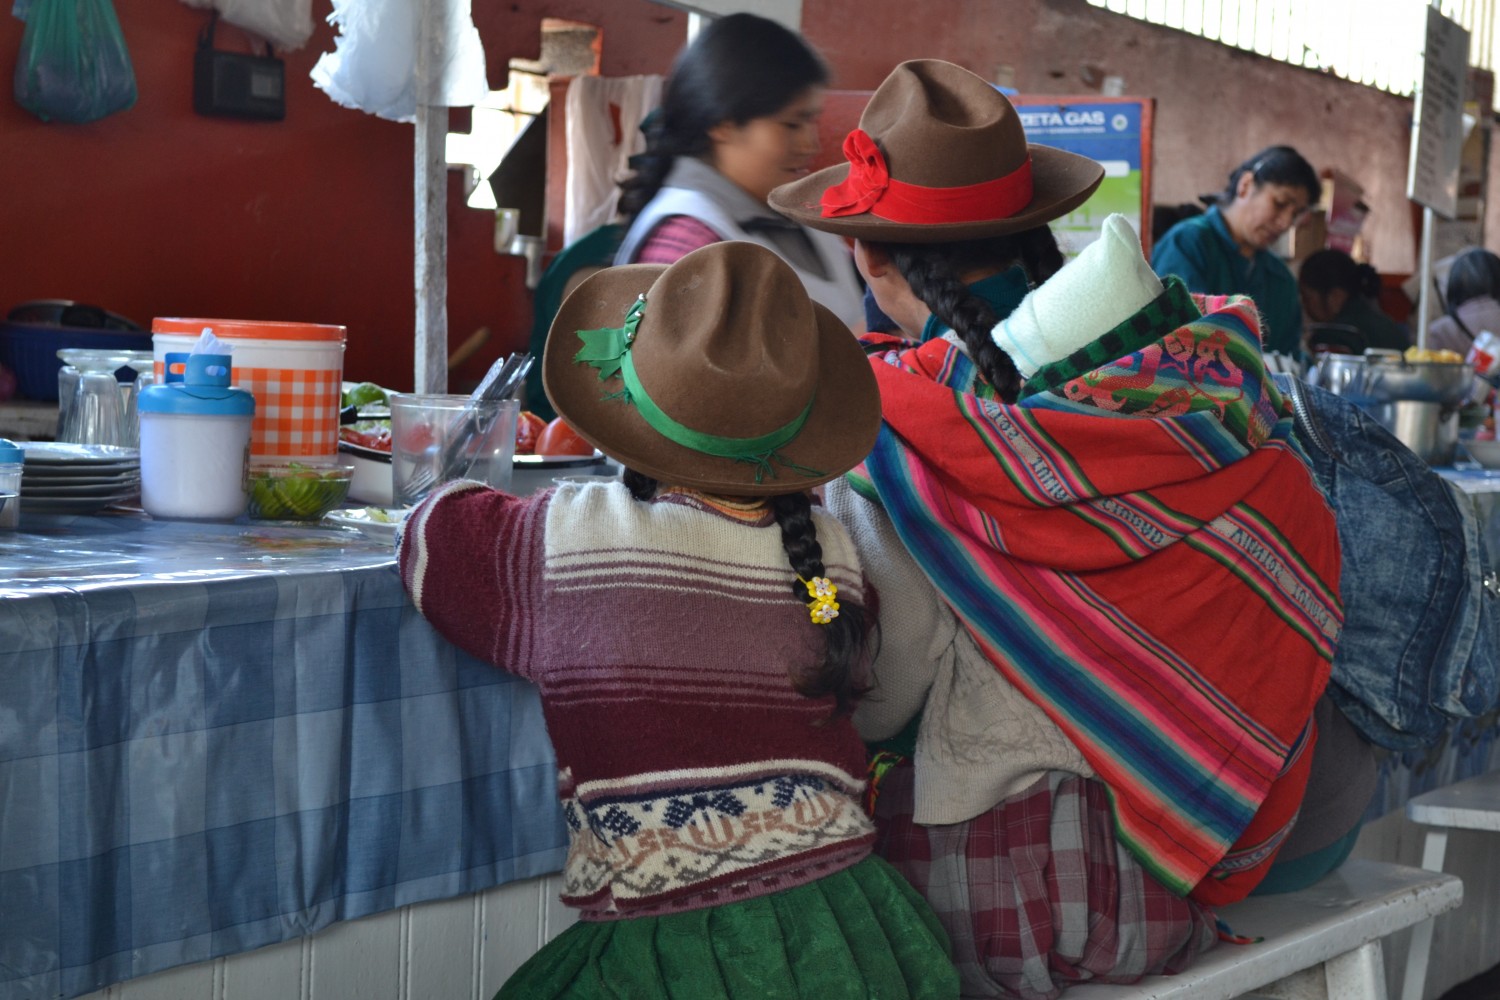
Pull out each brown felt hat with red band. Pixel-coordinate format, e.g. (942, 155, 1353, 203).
(543, 242, 880, 496)
(770, 59, 1105, 243)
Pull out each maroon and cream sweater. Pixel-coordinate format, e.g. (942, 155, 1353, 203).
(398, 479, 875, 919)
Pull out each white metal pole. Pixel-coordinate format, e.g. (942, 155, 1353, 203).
(1417, 0, 1442, 351)
(414, 0, 449, 394)
(1419, 206, 1435, 349)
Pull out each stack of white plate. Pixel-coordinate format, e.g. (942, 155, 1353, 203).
(19, 442, 141, 514)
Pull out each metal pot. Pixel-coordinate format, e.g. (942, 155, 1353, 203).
(1311, 351, 1476, 406)
(1309, 353, 1371, 399)
(1363, 355, 1476, 406)
(1367, 400, 1460, 465)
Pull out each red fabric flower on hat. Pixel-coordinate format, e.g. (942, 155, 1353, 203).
(820, 129, 889, 218)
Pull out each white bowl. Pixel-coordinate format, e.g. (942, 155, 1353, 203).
(340, 441, 393, 506)
(1464, 439, 1500, 468)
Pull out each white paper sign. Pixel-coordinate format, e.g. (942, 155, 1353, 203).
(1407, 7, 1471, 219)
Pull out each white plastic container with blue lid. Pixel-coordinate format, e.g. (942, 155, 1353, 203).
(0, 437, 22, 529)
(138, 353, 255, 519)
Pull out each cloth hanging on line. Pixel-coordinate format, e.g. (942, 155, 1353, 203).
(564, 74, 664, 245)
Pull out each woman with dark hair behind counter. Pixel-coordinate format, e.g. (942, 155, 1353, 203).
(612, 12, 865, 329)
(1298, 248, 1410, 353)
(1152, 145, 1321, 358)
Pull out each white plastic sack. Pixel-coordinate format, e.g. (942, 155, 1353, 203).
(310, 0, 488, 124)
(175, 0, 314, 52)
(219, 0, 312, 51)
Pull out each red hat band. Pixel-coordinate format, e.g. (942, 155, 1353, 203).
(820, 128, 1035, 226)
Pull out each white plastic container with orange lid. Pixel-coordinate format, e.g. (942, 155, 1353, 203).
(151, 318, 346, 466)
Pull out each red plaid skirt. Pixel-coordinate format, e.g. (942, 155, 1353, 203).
(873, 765, 1219, 999)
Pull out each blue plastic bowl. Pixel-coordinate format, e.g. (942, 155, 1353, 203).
(0, 321, 153, 400)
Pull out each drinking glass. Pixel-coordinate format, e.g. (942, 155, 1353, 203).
(55, 363, 80, 439)
(61, 353, 132, 446)
(390, 394, 518, 506)
(118, 353, 156, 449)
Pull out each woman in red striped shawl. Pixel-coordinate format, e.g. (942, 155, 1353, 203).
(771, 60, 1352, 999)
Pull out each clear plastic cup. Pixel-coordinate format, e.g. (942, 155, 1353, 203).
(389, 394, 518, 507)
(0, 443, 20, 530)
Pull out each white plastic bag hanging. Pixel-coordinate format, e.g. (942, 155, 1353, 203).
(310, 0, 488, 123)
(175, 0, 314, 52)
(217, 0, 312, 52)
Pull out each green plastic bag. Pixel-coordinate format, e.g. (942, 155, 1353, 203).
(13, 0, 137, 124)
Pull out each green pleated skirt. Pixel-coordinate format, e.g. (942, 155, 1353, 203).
(496, 855, 959, 1000)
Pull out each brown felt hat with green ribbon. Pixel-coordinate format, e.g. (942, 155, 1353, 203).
(542, 241, 880, 496)
(771, 59, 1105, 243)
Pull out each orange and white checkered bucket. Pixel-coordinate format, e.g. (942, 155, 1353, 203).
(151, 318, 347, 466)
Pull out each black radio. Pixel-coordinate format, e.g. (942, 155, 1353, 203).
(193, 13, 286, 121)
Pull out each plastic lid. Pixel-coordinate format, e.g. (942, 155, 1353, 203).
(0, 438, 22, 464)
(152, 317, 346, 343)
(184, 353, 232, 387)
(138, 358, 255, 416)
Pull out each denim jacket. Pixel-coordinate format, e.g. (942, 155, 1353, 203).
(1276, 374, 1500, 748)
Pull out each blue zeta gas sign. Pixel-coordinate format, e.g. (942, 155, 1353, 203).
(1012, 98, 1151, 253)
(1015, 102, 1143, 171)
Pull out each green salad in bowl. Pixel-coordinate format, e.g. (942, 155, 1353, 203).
(246, 463, 355, 521)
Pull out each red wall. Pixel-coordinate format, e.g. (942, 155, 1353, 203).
(0, 0, 684, 395)
(4, 0, 1489, 396)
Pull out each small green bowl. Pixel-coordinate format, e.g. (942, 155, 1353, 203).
(246, 463, 355, 521)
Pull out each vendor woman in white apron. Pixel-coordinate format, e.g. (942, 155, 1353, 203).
(613, 12, 864, 331)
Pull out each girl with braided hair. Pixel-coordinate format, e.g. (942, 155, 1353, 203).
(773, 60, 1343, 998)
(399, 240, 958, 999)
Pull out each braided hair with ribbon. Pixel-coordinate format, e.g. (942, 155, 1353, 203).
(624, 470, 870, 719)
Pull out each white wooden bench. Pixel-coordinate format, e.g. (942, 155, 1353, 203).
(1063, 859, 1461, 1000)
(1401, 767, 1500, 1000)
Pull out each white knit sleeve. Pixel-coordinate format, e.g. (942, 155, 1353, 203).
(823, 479, 955, 742)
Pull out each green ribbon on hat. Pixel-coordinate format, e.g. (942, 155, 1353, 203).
(574, 294, 647, 381)
(573, 295, 822, 483)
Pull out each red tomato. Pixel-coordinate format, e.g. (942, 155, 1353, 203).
(398, 422, 437, 455)
(514, 410, 547, 455)
(536, 416, 594, 456)
(339, 425, 392, 452)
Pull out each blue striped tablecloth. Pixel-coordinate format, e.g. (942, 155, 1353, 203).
(0, 512, 568, 1000)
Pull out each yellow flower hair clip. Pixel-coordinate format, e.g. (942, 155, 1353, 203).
(799, 575, 840, 625)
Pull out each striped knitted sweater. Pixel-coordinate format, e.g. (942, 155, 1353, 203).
(398, 480, 876, 919)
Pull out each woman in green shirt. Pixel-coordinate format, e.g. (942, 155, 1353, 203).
(1151, 146, 1320, 358)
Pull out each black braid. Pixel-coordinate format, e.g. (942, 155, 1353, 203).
(617, 151, 679, 223)
(884, 227, 1064, 403)
(769, 492, 869, 718)
(1017, 227, 1066, 286)
(625, 470, 867, 717)
(623, 467, 657, 501)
